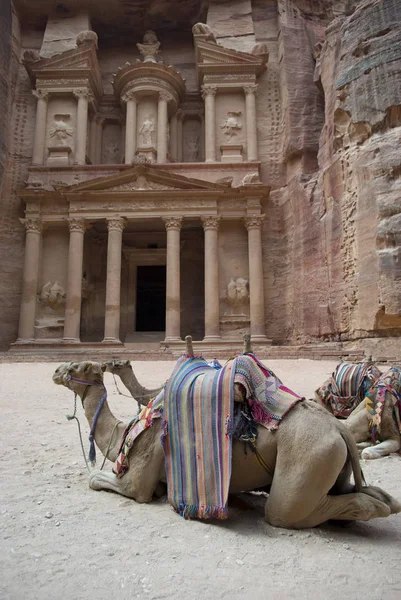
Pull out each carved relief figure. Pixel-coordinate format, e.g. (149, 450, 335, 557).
(138, 115, 155, 147)
(220, 111, 242, 140)
(226, 277, 249, 314)
(39, 281, 66, 310)
(137, 30, 161, 62)
(186, 135, 200, 161)
(49, 114, 73, 146)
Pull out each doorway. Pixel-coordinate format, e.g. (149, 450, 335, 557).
(135, 265, 166, 331)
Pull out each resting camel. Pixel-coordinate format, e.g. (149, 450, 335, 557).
(53, 351, 401, 529)
(102, 359, 164, 410)
(345, 367, 401, 460)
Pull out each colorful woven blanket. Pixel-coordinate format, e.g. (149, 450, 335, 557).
(162, 353, 303, 521)
(316, 362, 382, 418)
(162, 356, 235, 520)
(113, 390, 164, 478)
(366, 366, 401, 442)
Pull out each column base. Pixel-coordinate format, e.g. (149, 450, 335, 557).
(250, 334, 271, 343)
(164, 336, 182, 343)
(102, 337, 123, 344)
(203, 335, 222, 343)
(62, 337, 81, 343)
(14, 337, 35, 344)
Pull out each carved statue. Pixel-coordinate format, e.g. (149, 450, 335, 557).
(82, 276, 94, 300)
(220, 111, 242, 140)
(137, 30, 161, 62)
(192, 22, 216, 43)
(186, 135, 200, 161)
(138, 116, 155, 147)
(226, 277, 249, 313)
(39, 281, 66, 310)
(49, 115, 73, 146)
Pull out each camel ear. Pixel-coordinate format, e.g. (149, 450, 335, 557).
(125, 360, 131, 366)
(91, 363, 103, 379)
(100, 363, 107, 372)
(83, 362, 92, 373)
(67, 362, 78, 373)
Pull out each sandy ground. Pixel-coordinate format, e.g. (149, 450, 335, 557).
(1, 358, 401, 600)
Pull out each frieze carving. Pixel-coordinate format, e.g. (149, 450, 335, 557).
(122, 90, 137, 103)
(159, 91, 172, 103)
(244, 215, 265, 230)
(109, 176, 179, 192)
(201, 216, 220, 230)
(39, 281, 66, 310)
(21, 218, 43, 233)
(49, 114, 73, 146)
(201, 85, 218, 98)
(67, 218, 86, 233)
(205, 74, 255, 83)
(32, 89, 49, 101)
(221, 111, 242, 140)
(163, 217, 183, 230)
(73, 88, 93, 100)
(107, 217, 125, 232)
(40, 79, 90, 88)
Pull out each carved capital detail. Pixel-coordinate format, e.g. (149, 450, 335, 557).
(243, 84, 258, 96)
(73, 88, 92, 100)
(201, 216, 220, 230)
(159, 91, 172, 103)
(201, 85, 218, 99)
(163, 216, 183, 230)
(21, 218, 43, 234)
(32, 89, 49, 101)
(244, 215, 265, 230)
(67, 218, 86, 233)
(107, 217, 126, 232)
(122, 90, 137, 104)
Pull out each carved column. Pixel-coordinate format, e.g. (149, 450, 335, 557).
(202, 85, 217, 163)
(103, 218, 125, 342)
(164, 217, 182, 342)
(94, 116, 104, 164)
(170, 113, 178, 161)
(202, 216, 221, 341)
(89, 117, 98, 164)
(63, 219, 86, 342)
(126, 261, 137, 334)
(123, 91, 137, 164)
(244, 84, 258, 162)
(32, 90, 49, 166)
(245, 216, 267, 341)
(177, 109, 184, 162)
(17, 219, 43, 341)
(74, 89, 91, 165)
(157, 92, 170, 163)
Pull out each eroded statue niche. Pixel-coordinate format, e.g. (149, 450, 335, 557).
(36, 281, 66, 339)
(221, 112, 242, 141)
(39, 281, 66, 310)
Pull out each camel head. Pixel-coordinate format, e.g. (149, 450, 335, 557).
(101, 359, 131, 374)
(53, 361, 104, 394)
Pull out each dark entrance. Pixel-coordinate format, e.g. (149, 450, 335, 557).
(135, 265, 166, 331)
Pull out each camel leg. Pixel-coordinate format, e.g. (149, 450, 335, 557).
(89, 470, 159, 503)
(89, 470, 133, 498)
(357, 441, 373, 450)
(361, 439, 401, 459)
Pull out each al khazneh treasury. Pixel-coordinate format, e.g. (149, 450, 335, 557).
(1, 1, 401, 357)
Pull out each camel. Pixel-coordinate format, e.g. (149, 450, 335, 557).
(101, 359, 164, 410)
(345, 368, 401, 460)
(53, 347, 401, 528)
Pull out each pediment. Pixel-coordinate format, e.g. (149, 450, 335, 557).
(194, 40, 267, 81)
(24, 43, 102, 97)
(63, 166, 230, 194)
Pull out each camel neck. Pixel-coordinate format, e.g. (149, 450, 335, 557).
(120, 367, 161, 398)
(81, 385, 125, 462)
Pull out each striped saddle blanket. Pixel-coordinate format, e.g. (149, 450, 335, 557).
(315, 362, 382, 418)
(366, 366, 401, 442)
(162, 353, 303, 520)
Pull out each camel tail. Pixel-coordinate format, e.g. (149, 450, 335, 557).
(339, 425, 365, 492)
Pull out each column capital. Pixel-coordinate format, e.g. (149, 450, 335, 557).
(243, 84, 258, 96)
(107, 217, 126, 232)
(95, 115, 105, 126)
(244, 215, 265, 230)
(122, 90, 137, 104)
(73, 88, 92, 100)
(32, 89, 49, 101)
(163, 216, 183, 230)
(201, 216, 220, 230)
(159, 91, 172, 103)
(201, 84, 218, 99)
(66, 218, 86, 233)
(20, 218, 43, 234)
